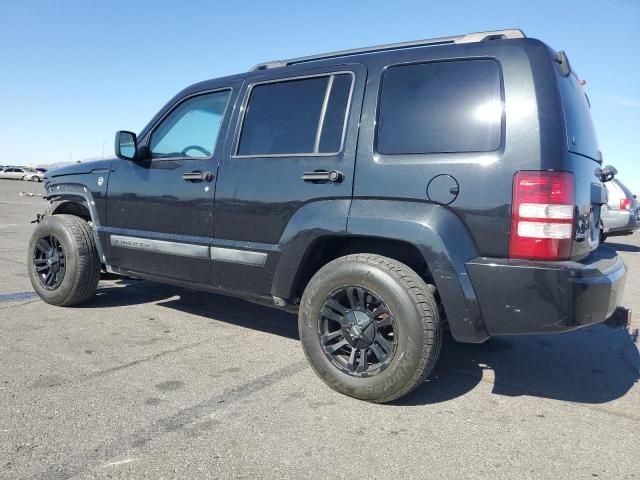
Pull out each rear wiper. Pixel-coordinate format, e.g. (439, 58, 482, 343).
(552, 50, 571, 77)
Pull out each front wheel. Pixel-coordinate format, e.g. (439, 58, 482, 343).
(28, 214, 100, 306)
(31, 176, 41, 182)
(299, 254, 442, 403)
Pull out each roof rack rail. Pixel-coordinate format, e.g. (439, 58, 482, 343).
(251, 29, 525, 71)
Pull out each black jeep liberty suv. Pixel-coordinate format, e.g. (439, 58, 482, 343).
(29, 29, 627, 402)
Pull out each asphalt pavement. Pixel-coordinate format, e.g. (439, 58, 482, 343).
(1, 178, 638, 479)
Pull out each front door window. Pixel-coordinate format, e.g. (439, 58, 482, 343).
(149, 90, 231, 159)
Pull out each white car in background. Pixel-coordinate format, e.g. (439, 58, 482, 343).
(0, 167, 44, 182)
(601, 178, 639, 241)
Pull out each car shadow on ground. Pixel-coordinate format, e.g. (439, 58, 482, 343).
(605, 241, 640, 253)
(399, 325, 639, 406)
(83, 279, 640, 407)
(82, 278, 300, 340)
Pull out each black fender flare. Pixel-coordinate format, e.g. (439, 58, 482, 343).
(271, 198, 352, 301)
(44, 183, 107, 265)
(270, 198, 488, 343)
(346, 199, 488, 343)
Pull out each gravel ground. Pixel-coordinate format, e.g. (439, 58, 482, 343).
(0, 178, 638, 479)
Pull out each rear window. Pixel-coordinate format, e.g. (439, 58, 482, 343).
(377, 60, 502, 155)
(237, 73, 353, 156)
(556, 70, 600, 162)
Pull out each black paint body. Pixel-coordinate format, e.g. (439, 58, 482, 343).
(43, 36, 626, 343)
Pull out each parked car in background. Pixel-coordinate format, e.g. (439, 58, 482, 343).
(35, 167, 47, 173)
(601, 178, 639, 240)
(0, 167, 28, 180)
(0, 167, 44, 182)
(23, 169, 45, 182)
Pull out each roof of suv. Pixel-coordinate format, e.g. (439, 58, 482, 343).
(250, 29, 526, 71)
(143, 28, 538, 142)
(178, 28, 531, 102)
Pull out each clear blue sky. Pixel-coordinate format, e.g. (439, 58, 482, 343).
(1, 0, 638, 191)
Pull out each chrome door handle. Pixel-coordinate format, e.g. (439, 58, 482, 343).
(301, 170, 344, 183)
(182, 171, 213, 182)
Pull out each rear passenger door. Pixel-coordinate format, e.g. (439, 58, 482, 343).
(213, 64, 366, 295)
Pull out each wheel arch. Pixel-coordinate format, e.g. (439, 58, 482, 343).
(283, 235, 432, 300)
(49, 199, 92, 221)
(272, 199, 489, 343)
(44, 183, 107, 265)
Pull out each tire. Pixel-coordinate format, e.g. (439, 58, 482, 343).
(598, 229, 607, 244)
(28, 214, 100, 306)
(31, 176, 40, 182)
(299, 253, 442, 403)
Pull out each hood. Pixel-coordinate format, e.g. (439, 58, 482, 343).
(47, 158, 115, 178)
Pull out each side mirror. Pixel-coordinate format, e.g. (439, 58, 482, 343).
(115, 131, 137, 160)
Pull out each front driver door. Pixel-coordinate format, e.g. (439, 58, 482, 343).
(104, 85, 238, 284)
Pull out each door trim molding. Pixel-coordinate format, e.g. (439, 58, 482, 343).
(210, 246, 267, 266)
(110, 235, 210, 258)
(106, 230, 271, 266)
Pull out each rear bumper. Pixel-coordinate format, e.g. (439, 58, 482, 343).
(466, 245, 626, 335)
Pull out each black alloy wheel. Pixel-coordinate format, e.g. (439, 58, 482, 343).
(32, 234, 66, 290)
(318, 286, 397, 377)
(299, 253, 442, 402)
(28, 214, 101, 306)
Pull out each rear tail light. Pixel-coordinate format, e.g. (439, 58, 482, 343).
(620, 198, 631, 210)
(509, 171, 575, 260)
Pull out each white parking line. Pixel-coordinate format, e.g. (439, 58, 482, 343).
(102, 458, 141, 468)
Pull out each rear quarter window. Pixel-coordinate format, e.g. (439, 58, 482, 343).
(377, 59, 502, 155)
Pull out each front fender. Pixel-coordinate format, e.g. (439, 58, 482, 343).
(347, 199, 488, 343)
(44, 173, 110, 265)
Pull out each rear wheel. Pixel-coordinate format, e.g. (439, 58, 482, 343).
(28, 214, 100, 306)
(299, 254, 441, 403)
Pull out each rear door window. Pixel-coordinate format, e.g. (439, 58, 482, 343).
(377, 60, 502, 154)
(236, 73, 353, 156)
